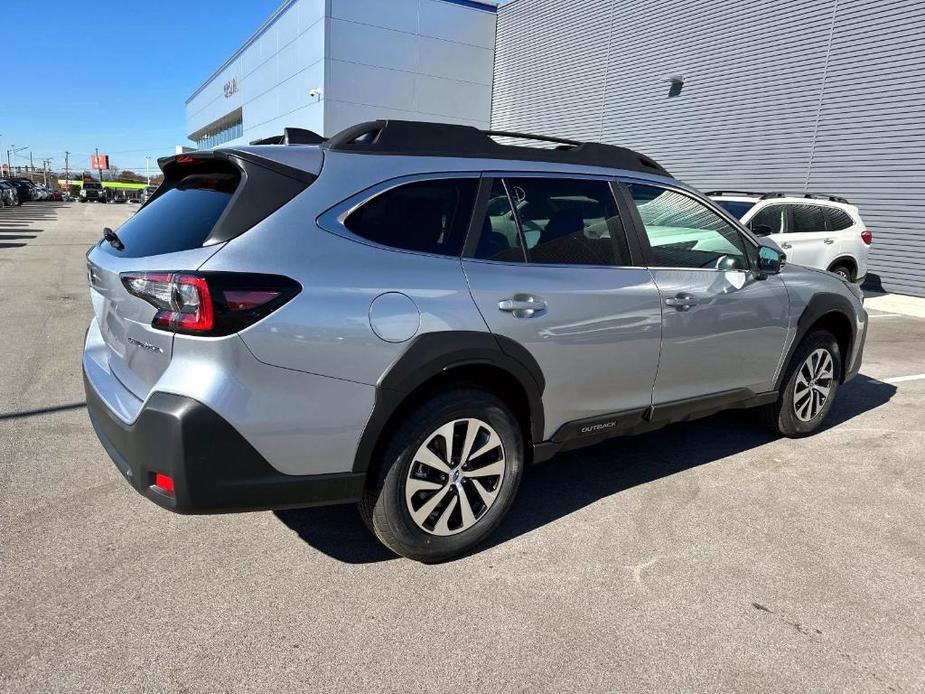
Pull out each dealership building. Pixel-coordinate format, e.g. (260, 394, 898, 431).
(188, 0, 925, 297)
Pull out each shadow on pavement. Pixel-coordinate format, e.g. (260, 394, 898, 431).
(275, 373, 896, 564)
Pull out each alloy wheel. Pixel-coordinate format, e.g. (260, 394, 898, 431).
(793, 348, 835, 422)
(404, 418, 506, 536)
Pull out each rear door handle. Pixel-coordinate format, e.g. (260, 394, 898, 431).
(824, 238, 836, 245)
(664, 293, 700, 311)
(498, 294, 547, 318)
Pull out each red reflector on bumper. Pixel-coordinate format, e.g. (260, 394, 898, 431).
(154, 473, 175, 495)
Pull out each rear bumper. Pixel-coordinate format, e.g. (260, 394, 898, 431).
(84, 369, 365, 514)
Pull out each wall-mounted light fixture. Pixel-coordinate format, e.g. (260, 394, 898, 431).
(665, 74, 685, 98)
(309, 88, 323, 102)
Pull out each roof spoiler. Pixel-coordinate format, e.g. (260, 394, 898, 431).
(249, 127, 326, 146)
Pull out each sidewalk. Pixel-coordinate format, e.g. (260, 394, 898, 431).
(863, 290, 925, 319)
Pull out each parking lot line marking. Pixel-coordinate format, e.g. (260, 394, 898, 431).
(868, 313, 902, 319)
(883, 373, 925, 384)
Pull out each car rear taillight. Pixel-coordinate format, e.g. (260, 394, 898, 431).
(861, 230, 873, 246)
(153, 473, 175, 496)
(121, 272, 300, 336)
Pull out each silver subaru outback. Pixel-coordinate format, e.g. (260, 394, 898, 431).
(83, 120, 867, 562)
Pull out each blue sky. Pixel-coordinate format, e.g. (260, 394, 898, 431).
(1, 1, 281, 175)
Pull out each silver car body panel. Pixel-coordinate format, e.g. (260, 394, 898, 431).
(83, 316, 374, 476)
(464, 259, 662, 437)
(647, 269, 791, 403)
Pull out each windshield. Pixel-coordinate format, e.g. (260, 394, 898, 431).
(714, 200, 757, 220)
(84, 183, 101, 190)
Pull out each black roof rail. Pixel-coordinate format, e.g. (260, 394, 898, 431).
(321, 120, 672, 177)
(250, 127, 325, 146)
(705, 190, 764, 197)
(760, 192, 850, 204)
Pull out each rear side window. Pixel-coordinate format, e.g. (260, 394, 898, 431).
(473, 177, 629, 266)
(345, 179, 477, 256)
(100, 173, 237, 258)
(790, 204, 827, 233)
(825, 208, 854, 231)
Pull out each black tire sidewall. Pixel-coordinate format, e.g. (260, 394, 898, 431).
(370, 390, 524, 562)
(776, 331, 841, 437)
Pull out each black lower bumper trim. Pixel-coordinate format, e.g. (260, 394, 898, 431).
(84, 370, 365, 514)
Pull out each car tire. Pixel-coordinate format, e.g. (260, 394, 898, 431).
(762, 330, 841, 438)
(359, 388, 524, 563)
(830, 264, 853, 282)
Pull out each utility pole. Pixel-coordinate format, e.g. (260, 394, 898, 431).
(30, 151, 34, 173)
(145, 156, 150, 185)
(95, 147, 105, 200)
(64, 151, 70, 191)
(10, 145, 28, 176)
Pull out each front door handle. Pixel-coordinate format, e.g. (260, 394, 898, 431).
(781, 242, 793, 249)
(664, 293, 700, 311)
(498, 294, 547, 318)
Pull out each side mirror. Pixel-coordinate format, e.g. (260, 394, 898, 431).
(751, 224, 774, 237)
(757, 246, 785, 275)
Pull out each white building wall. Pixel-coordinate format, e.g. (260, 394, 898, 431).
(324, 0, 496, 133)
(186, 0, 496, 149)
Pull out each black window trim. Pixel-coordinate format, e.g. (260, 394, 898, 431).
(616, 177, 760, 273)
(462, 171, 642, 269)
(316, 171, 482, 259)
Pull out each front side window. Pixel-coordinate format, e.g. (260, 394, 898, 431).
(628, 184, 749, 270)
(749, 205, 786, 234)
(790, 204, 827, 233)
(474, 177, 628, 266)
(345, 178, 477, 256)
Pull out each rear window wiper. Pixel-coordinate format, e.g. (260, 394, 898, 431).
(102, 227, 125, 251)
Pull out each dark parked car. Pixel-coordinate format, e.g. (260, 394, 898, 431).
(0, 180, 20, 206)
(8, 179, 35, 202)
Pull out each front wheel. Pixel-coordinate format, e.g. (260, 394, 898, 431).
(762, 330, 841, 437)
(359, 389, 524, 562)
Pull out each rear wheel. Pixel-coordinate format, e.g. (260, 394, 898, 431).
(359, 389, 524, 562)
(762, 330, 841, 437)
(830, 264, 853, 282)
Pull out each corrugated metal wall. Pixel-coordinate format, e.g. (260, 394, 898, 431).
(492, 0, 925, 296)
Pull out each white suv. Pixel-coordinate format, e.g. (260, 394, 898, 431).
(709, 192, 872, 283)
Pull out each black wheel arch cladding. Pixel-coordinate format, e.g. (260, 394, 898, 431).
(352, 331, 545, 474)
(779, 292, 856, 389)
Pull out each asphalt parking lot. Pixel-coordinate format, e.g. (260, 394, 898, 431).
(1, 201, 923, 693)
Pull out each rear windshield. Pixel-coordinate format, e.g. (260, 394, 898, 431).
(99, 173, 237, 258)
(714, 200, 756, 219)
